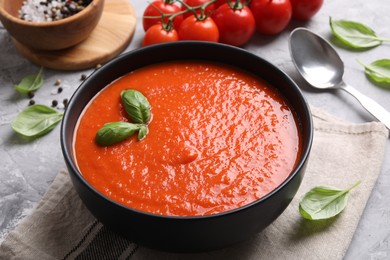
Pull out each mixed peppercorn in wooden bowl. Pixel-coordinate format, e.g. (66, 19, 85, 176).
(19, 0, 93, 22)
(0, 0, 104, 50)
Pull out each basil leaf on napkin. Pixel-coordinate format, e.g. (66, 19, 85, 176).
(329, 17, 386, 49)
(12, 104, 63, 138)
(358, 59, 390, 88)
(299, 180, 361, 220)
(96, 122, 141, 146)
(121, 90, 151, 124)
(15, 67, 44, 94)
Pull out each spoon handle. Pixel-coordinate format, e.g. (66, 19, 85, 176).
(341, 84, 390, 130)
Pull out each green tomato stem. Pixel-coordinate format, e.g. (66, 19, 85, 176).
(177, 0, 216, 20)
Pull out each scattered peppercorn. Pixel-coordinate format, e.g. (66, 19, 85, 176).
(54, 79, 62, 86)
(58, 87, 63, 93)
(52, 99, 58, 107)
(63, 98, 69, 108)
(27, 91, 35, 99)
(80, 74, 87, 80)
(29, 99, 35, 106)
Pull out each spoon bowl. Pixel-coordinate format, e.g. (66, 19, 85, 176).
(289, 28, 344, 89)
(289, 28, 390, 130)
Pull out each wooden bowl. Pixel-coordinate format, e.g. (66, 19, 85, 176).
(0, 0, 104, 50)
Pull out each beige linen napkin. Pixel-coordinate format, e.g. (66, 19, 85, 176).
(0, 107, 388, 260)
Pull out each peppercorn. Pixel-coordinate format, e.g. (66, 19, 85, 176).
(54, 79, 62, 86)
(58, 87, 63, 93)
(63, 98, 69, 107)
(52, 100, 58, 107)
(29, 99, 35, 106)
(20, 0, 93, 22)
(27, 91, 35, 99)
(80, 74, 87, 80)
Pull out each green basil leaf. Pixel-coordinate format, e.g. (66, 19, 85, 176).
(121, 90, 151, 124)
(358, 59, 390, 88)
(299, 180, 361, 220)
(14, 67, 44, 94)
(330, 17, 382, 49)
(137, 125, 148, 141)
(96, 122, 140, 146)
(11, 104, 63, 138)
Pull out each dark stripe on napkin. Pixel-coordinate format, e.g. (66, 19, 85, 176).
(62, 220, 100, 260)
(62, 221, 138, 260)
(75, 226, 137, 259)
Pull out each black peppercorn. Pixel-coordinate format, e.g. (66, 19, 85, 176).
(63, 98, 69, 107)
(27, 91, 35, 99)
(20, 0, 93, 22)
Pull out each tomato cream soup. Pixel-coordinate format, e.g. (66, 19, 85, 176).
(74, 61, 301, 216)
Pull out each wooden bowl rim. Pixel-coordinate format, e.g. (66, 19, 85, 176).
(0, 0, 104, 27)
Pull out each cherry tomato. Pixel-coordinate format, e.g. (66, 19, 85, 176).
(290, 0, 323, 20)
(142, 24, 179, 47)
(182, 0, 215, 18)
(143, 0, 183, 32)
(214, 0, 244, 9)
(250, 0, 292, 35)
(212, 3, 255, 46)
(178, 15, 219, 42)
(214, 0, 228, 8)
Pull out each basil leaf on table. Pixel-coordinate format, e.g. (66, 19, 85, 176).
(358, 59, 390, 88)
(14, 67, 44, 94)
(121, 90, 151, 124)
(12, 104, 63, 138)
(329, 17, 387, 49)
(299, 180, 361, 220)
(96, 122, 141, 146)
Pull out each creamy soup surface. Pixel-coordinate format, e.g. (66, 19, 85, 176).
(74, 61, 301, 216)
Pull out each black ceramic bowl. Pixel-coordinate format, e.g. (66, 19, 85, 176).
(61, 41, 313, 253)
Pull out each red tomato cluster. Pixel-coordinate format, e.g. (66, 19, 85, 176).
(142, 0, 323, 47)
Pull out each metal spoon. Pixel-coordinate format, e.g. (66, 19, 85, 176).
(289, 27, 390, 130)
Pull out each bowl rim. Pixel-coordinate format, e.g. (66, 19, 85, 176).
(61, 41, 314, 220)
(0, 0, 103, 27)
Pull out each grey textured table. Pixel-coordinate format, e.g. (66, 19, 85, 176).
(1, 1, 389, 259)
